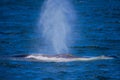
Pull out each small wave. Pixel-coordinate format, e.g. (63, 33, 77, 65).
(24, 54, 113, 62)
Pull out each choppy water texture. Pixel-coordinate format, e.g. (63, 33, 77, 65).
(0, 0, 120, 80)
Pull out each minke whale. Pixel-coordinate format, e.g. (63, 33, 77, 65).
(11, 54, 114, 62)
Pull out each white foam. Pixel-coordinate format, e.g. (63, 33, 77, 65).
(25, 54, 113, 62)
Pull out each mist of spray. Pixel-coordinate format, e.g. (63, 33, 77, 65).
(39, 0, 75, 54)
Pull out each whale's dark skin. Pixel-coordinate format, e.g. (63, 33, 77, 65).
(12, 54, 29, 58)
(6, 54, 115, 62)
(42, 54, 78, 58)
(12, 54, 78, 58)
(12, 54, 117, 59)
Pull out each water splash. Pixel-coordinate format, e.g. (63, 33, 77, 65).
(39, 0, 75, 54)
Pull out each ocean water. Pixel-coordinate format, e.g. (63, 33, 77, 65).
(0, 0, 120, 80)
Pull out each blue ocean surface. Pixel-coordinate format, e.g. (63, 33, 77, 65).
(0, 0, 120, 80)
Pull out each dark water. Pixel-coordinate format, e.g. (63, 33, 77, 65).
(0, 0, 120, 80)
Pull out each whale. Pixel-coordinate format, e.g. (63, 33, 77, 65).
(11, 54, 114, 62)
